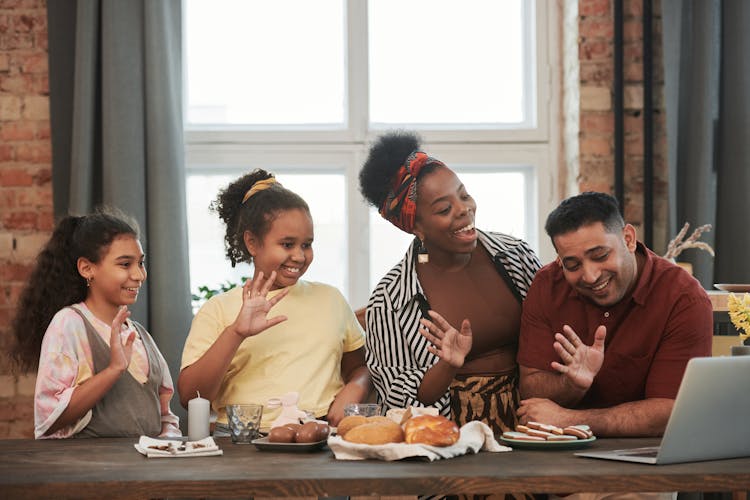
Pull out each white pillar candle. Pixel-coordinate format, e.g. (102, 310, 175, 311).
(188, 392, 210, 442)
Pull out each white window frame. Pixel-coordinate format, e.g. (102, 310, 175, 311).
(184, 0, 559, 306)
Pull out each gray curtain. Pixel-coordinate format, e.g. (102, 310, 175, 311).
(47, 0, 191, 427)
(662, 0, 750, 286)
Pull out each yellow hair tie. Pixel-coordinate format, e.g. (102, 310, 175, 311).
(241, 177, 277, 204)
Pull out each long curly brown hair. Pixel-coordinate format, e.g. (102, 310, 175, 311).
(211, 168, 309, 267)
(10, 208, 140, 372)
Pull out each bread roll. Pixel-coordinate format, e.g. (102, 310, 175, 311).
(337, 415, 367, 437)
(343, 420, 405, 445)
(403, 415, 460, 447)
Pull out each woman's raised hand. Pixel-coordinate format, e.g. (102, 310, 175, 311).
(419, 310, 472, 368)
(109, 306, 135, 373)
(232, 271, 289, 339)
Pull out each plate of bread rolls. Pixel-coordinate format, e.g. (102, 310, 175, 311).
(500, 422, 596, 450)
(337, 412, 460, 447)
(327, 406, 509, 461)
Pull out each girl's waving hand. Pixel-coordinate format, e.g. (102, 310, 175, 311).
(232, 271, 289, 338)
(108, 306, 135, 373)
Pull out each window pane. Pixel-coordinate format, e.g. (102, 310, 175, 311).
(368, 210, 415, 291)
(186, 174, 249, 297)
(185, 0, 346, 125)
(187, 172, 347, 304)
(368, 169, 529, 292)
(369, 0, 528, 125)
(458, 170, 528, 241)
(276, 173, 347, 293)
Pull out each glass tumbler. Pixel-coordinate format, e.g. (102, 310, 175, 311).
(226, 403, 263, 443)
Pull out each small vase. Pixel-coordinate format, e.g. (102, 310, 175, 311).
(730, 345, 750, 356)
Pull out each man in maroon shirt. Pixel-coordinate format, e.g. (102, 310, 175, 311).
(517, 192, 712, 437)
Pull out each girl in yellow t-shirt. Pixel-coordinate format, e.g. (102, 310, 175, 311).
(178, 169, 370, 430)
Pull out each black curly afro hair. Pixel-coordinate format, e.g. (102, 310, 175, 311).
(358, 130, 423, 209)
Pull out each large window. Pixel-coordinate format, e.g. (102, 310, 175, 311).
(184, 0, 558, 307)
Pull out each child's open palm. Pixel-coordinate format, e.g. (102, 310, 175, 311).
(108, 306, 135, 373)
(233, 271, 289, 338)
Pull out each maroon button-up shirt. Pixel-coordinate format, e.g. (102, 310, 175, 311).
(518, 242, 712, 408)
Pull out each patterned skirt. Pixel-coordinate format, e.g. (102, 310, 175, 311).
(444, 371, 540, 500)
(449, 371, 520, 435)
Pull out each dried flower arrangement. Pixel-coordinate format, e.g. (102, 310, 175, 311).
(663, 222, 715, 261)
(728, 293, 750, 345)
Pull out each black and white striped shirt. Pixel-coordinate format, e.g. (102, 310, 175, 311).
(365, 230, 542, 416)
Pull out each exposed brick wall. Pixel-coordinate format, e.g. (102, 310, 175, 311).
(0, 0, 50, 438)
(577, 0, 668, 252)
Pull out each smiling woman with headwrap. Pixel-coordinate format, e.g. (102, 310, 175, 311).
(359, 131, 541, 435)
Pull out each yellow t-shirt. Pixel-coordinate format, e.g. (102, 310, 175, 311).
(181, 281, 365, 428)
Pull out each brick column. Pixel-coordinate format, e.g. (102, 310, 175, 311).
(577, 0, 668, 251)
(0, 0, 52, 438)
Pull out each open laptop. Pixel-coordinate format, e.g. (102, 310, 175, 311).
(575, 355, 750, 464)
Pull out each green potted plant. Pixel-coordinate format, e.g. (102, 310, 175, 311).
(191, 278, 247, 311)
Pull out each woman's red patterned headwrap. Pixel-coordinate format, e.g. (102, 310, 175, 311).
(378, 151, 445, 233)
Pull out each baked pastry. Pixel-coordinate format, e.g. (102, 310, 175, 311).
(547, 434, 578, 441)
(502, 431, 545, 441)
(403, 415, 460, 447)
(563, 425, 593, 439)
(343, 420, 405, 445)
(504, 422, 594, 441)
(337, 415, 368, 437)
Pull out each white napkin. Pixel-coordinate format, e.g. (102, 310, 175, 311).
(134, 436, 223, 458)
(327, 420, 511, 461)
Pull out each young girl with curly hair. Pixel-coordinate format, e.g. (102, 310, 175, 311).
(178, 169, 370, 431)
(11, 208, 180, 439)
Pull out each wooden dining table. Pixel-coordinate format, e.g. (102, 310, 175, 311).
(1, 436, 748, 499)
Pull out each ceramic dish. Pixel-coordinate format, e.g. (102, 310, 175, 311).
(499, 436, 596, 450)
(713, 284, 750, 293)
(251, 436, 327, 452)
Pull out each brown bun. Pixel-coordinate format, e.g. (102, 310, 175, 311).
(282, 423, 302, 432)
(337, 415, 368, 437)
(403, 415, 460, 447)
(296, 421, 324, 443)
(343, 421, 405, 445)
(268, 426, 297, 443)
(315, 422, 330, 441)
